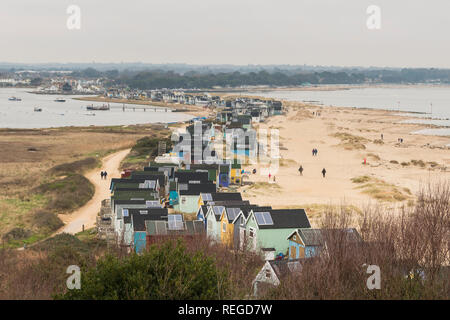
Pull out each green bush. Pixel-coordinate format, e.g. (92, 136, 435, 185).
(35, 174, 94, 213)
(49, 158, 99, 175)
(57, 240, 229, 300)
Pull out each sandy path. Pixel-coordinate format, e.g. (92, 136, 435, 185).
(54, 148, 131, 235)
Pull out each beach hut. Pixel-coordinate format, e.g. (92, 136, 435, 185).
(243, 209, 311, 256)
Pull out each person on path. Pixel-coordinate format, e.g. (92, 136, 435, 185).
(104, 171, 108, 180)
(322, 168, 326, 178)
(315, 149, 318, 156)
(312, 149, 315, 156)
(273, 175, 276, 182)
(298, 165, 303, 176)
(381, 133, 383, 140)
(101, 171, 104, 180)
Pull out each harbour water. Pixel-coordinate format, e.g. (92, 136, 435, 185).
(245, 85, 450, 136)
(0, 88, 193, 129)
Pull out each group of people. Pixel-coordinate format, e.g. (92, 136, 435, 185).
(298, 165, 327, 178)
(312, 148, 318, 156)
(397, 138, 404, 143)
(100, 171, 108, 180)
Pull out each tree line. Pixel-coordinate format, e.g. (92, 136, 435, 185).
(69, 67, 450, 90)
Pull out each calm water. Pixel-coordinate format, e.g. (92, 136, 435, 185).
(0, 88, 193, 129)
(245, 86, 450, 136)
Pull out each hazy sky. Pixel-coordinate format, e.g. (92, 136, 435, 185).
(1, 0, 449, 68)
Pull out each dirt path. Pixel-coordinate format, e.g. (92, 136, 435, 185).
(53, 148, 131, 235)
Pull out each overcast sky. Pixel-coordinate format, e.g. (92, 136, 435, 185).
(0, 0, 449, 68)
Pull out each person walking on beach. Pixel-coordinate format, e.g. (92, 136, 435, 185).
(381, 133, 383, 140)
(298, 165, 303, 176)
(268, 173, 271, 181)
(104, 171, 108, 180)
(322, 168, 326, 178)
(100, 171, 104, 180)
(312, 149, 315, 156)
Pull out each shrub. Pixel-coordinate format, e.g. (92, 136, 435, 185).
(32, 211, 64, 234)
(35, 174, 94, 213)
(57, 239, 230, 300)
(49, 158, 99, 175)
(2, 227, 32, 241)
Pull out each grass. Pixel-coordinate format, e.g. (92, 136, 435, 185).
(331, 132, 368, 150)
(351, 176, 411, 202)
(351, 175, 371, 184)
(0, 125, 156, 245)
(279, 158, 297, 167)
(411, 159, 426, 168)
(373, 139, 384, 145)
(366, 153, 381, 161)
(35, 174, 95, 213)
(121, 134, 172, 170)
(49, 157, 100, 175)
(247, 182, 281, 191)
(0, 194, 48, 230)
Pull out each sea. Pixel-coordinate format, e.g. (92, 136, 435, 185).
(244, 85, 450, 137)
(0, 88, 193, 129)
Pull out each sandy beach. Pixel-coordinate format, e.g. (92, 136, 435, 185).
(238, 102, 450, 223)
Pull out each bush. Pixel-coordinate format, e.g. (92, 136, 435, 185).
(32, 211, 64, 234)
(49, 158, 99, 175)
(35, 174, 94, 213)
(57, 239, 230, 300)
(2, 227, 32, 241)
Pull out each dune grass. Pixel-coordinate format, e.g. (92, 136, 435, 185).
(332, 132, 368, 150)
(351, 175, 411, 202)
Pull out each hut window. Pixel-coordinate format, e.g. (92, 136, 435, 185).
(265, 269, 271, 278)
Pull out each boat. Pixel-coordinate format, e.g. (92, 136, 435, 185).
(8, 96, 22, 101)
(54, 98, 66, 102)
(86, 104, 110, 111)
(34, 107, 42, 112)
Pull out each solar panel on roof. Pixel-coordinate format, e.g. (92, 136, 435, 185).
(146, 200, 160, 208)
(168, 215, 184, 230)
(140, 210, 148, 214)
(227, 208, 241, 221)
(262, 212, 274, 225)
(255, 212, 274, 225)
(213, 206, 224, 216)
(122, 209, 129, 217)
(202, 193, 212, 201)
(254, 212, 266, 225)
